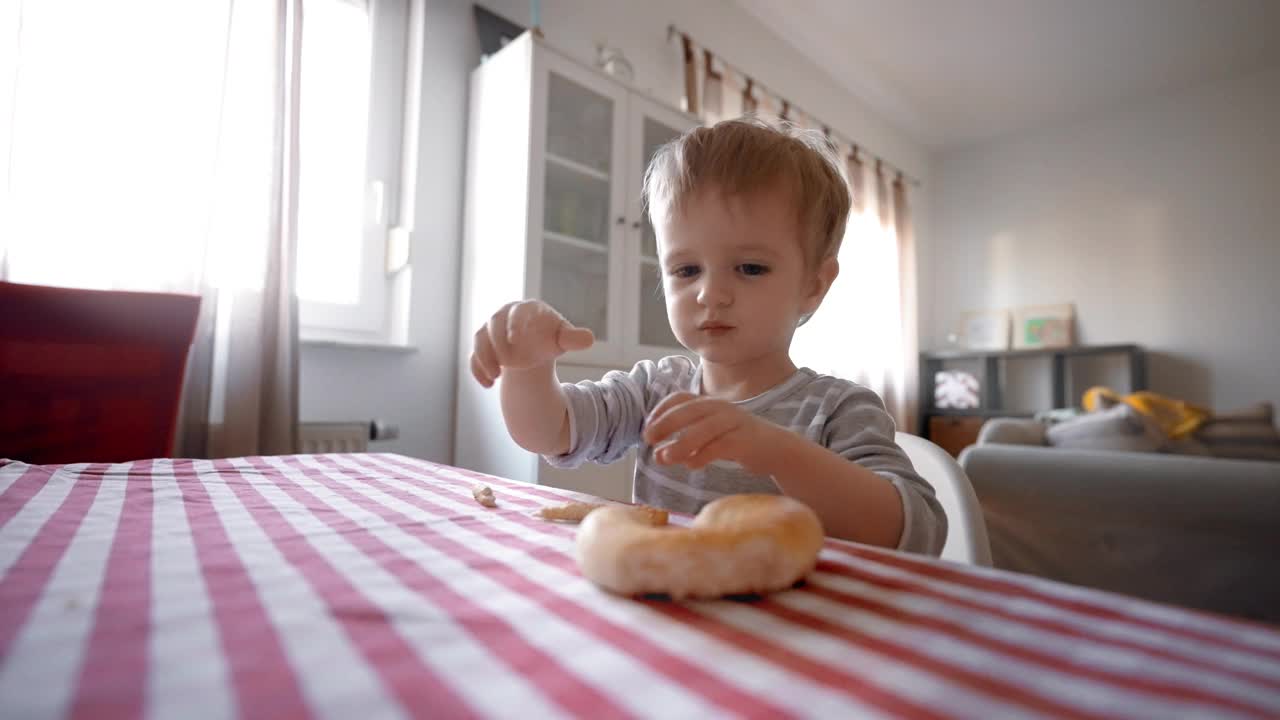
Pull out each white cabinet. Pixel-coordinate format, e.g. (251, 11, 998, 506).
(454, 32, 696, 499)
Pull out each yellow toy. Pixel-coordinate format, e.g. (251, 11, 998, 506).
(1081, 386, 1210, 439)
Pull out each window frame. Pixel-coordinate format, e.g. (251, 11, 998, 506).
(297, 0, 419, 345)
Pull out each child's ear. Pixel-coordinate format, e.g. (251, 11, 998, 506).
(802, 256, 839, 314)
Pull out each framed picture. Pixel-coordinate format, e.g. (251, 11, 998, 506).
(960, 310, 1010, 351)
(1012, 304, 1075, 349)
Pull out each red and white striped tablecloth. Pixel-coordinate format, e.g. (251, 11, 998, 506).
(2, 453, 1278, 719)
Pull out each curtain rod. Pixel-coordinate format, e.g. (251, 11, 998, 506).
(667, 24, 921, 188)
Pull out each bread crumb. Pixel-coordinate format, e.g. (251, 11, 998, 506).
(472, 484, 497, 508)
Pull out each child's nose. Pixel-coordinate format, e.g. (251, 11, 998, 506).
(696, 273, 732, 307)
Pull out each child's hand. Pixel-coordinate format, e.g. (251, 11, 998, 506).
(471, 300, 594, 387)
(642, 392, 785, 474)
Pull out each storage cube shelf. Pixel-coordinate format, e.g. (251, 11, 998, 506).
(918, 343, 1147, 456)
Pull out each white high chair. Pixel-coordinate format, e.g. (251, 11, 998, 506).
(895, 432, 993, 566)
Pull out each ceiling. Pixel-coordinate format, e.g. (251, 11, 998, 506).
(735, 0, 1280, 151)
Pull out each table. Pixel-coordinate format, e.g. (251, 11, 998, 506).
(2, 453, 1278, 719)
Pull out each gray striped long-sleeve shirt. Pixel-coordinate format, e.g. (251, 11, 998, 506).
(545, 355, 947, 555)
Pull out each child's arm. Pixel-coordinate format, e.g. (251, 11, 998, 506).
(752, 434, 904, 547)
(544, 357, 682, 470)
(498, 364, 573, 455)
(471, 300, 594, 455)
(643, 391, 941, 549)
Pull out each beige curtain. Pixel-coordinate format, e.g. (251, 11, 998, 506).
(791, 158, 917, 431)
(680, 34, 699, 117)
(677, 37, 920, 431)
(1, 0, 299, 458)
(892, 173, 919, 433)
(180, 0, 301, 457)
(703, 50, 723, 122)
(846, 146, 865, 214)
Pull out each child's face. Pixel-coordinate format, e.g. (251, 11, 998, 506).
(656, 186, 833, 368)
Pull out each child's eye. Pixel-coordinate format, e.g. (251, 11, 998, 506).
(738, 263, 769, 276)
(669, 265, 700, 279)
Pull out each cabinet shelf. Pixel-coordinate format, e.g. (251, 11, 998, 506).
(545, 151, 610, 182)
(544, 230, 607, 253)
(923, 343, 1142, 362)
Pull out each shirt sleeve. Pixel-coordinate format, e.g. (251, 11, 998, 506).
(543, 359, 660, 469)
(823, 387, 949, 556)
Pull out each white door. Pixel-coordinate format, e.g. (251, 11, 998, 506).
(624, 93, 698, 363)
(528, 45, 629, 367)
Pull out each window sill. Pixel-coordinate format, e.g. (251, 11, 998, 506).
(301, 337, 417, 353)
(299, 265, 415, 353)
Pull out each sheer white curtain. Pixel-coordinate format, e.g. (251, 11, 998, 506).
(792, 159, 918, 432)
(0, 0, 300, 456)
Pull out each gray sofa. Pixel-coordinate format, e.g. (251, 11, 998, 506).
(958, 417, 1280, 623)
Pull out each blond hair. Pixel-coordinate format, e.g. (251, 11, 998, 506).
(643, 116, 851, 265)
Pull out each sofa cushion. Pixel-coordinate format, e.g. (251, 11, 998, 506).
(1205, 401, 1273, 424)
(1192, 402, 1280, 461)
(975, 417, 1048, 446)
(1205, 443, 1280, 462)
(1045, 404, 1165, 453)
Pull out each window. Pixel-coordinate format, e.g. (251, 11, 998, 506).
(1, 0, 241, 292)
(297, 0, 373, 309)
(296, 0, 419, 343)
(0, 0, 419, 344)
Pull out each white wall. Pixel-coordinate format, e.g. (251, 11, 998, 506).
(301, 0, 931, 461)
(925, 64, 1280, 410)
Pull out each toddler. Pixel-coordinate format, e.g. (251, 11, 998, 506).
(470, 117, 946, 553)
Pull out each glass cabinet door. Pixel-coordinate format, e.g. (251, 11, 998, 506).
(540, 70, 616, 341)
(629, 97, 694, 355)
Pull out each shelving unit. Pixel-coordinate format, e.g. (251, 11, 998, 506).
(454, 31, 697, 501)
(918, 343, 1147, 455)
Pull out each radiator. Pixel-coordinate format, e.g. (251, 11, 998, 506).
(299, 422, 370, 453)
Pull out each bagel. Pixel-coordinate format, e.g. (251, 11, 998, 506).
(537, 500, 668, 525)
(574, 494, 824, 599)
